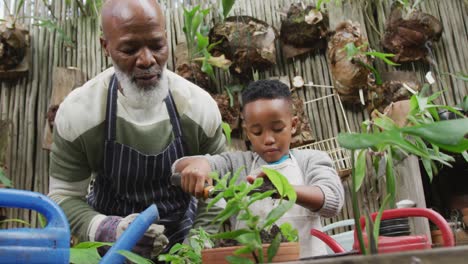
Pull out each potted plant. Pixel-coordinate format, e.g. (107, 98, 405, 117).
(208, 0, 278, 81)
(337, 86, 468, 254)
(0, 0, 73, 79)
(381, 0, 443, 64)
(328, 20, 402, 107)
(176, 4, 232, 94)
(279, 2, 329, 58)
(159, 167, 301, 263)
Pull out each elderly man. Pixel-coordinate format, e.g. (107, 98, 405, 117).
(48, 0, 225, 259)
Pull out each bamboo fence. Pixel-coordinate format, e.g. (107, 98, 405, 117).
(0, 0, 467, 231)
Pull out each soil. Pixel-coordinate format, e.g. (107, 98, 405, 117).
(290, 94, 315, 148)
(46, 104, 60, 130)
(0, 22, 29, 71)
(174, 42, 214, 93)
(366, 71, 421, 113)
(381, 3, 442, 63)
(209, 16, 277, 81)
(280, 3, 329, 58)
(212, 93, 241, 131)
(327, 21, 370, 105)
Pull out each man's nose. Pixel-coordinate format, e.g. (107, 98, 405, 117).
(136, 48, 156, 68)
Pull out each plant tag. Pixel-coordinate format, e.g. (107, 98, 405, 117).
(402, 83, 417, 94)
(359, 89, 365, 105)
(425, 71, 435, 85)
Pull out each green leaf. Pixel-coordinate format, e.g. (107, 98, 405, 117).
(207, 191, 225, 210)
(373, 113, 398, 131)
(222, 121, 232, 146)
(262, 200, 295, 228)
(0, 167, 13, 187)
(229, 166, 244, 187)
(73, 241, 113, 249)
(226, 255, 254, 264)
(262, 167, 297, 202)
(15, 0, 25, 17)
(196, 32, 209, 53)
(248, 190, 276, 206)
(222, 0, 236, 20)
(365, 213, 377, 254)
(0, 218, 31, 227)
(233, 245, 254, 255)
(414, 138, 433, 181)
(365, 51, 400, 66)
(385, 150, 396, 206)
(33, 18, 74, 46)
(117, 250, 154, 264)
(279, 222, 299, 242)
(38, 213, 47, 228)
(267, 233, 281, 263)
(69, 248, 101, 264)
(401, 119, 468, 151)
(372, 193, 392, 251)
(210, 229, 251, 240)
(354, 149, 367, 192)
(208, 39, 224, 52)
(213, 202, 241, 224)
(462, 151, 468, 163)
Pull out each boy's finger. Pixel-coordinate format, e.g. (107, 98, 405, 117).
(246, 175, 255, 184)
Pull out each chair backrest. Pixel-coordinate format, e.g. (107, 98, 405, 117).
(320, 219, 355, 253)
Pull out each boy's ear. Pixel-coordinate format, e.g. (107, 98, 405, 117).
(291, 116, 299, 135)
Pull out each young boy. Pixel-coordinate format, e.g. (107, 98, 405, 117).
(172, 80, 344, 257)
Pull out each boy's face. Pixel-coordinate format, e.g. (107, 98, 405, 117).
(242, 98, 298, 163)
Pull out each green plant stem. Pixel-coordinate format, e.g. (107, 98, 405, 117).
(355, 59, 382, 85)
(351, 150, 367, 255)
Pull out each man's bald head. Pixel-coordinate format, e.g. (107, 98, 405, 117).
(99, 0, 169, 90)
(101, 0, 165, 39)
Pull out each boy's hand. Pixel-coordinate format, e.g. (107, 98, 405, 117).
(178, 157, 212, 198)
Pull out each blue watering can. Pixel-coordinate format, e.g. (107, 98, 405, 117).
(0, 188, 159, 264)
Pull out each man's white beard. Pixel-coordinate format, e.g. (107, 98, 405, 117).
(113, 62, 169, 109)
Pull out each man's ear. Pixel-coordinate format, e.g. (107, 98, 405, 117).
(291, 116, 299, 135)
(100, 37, 110, 56)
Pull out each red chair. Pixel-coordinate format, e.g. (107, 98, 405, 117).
(311, 208, 455, 254)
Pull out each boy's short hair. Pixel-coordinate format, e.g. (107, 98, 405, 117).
(241, 80, 291, 108)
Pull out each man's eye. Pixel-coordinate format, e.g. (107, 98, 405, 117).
(120, 48, 137, 55)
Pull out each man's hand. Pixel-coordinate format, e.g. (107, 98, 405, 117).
(95, 214, 169, 259)
(176, 157, 212, 198)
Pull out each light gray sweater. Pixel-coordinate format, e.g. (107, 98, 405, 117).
(203, 149, 344, 218)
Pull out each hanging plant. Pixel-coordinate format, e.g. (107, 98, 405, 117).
(175, 5, 232, 94)
(209, 15, 278, 81)
(0, 0, 73, 79)
(381, 0, 443, 63)
(367, 71, 421, 113)
(279, 3, 329, 58)
(327, 21, 371, 105)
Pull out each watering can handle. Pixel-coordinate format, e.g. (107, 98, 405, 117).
(0, 189, 70, 264)
(357, 208, 455, 247)
(0, 188, 68, 229)
(100, 204, 160, 264)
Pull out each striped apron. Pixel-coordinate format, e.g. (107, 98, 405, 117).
(87, 75, 197, 249)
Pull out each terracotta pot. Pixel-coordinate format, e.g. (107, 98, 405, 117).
(201, 242, 300, 264)
(431, 230, 444, 247)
